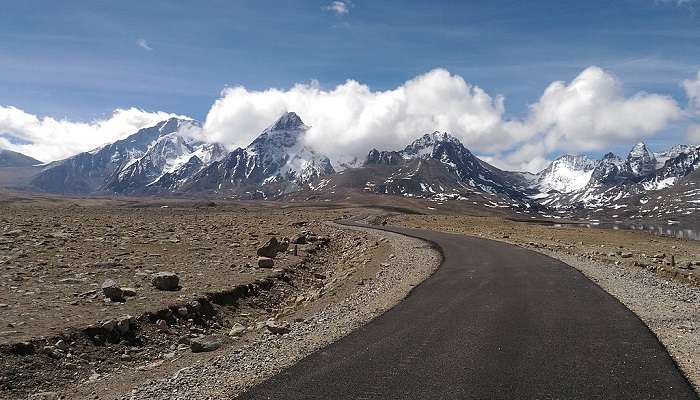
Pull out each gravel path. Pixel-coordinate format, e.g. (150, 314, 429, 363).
(538, 249, 700, 393)
(122, 224, 440, 400)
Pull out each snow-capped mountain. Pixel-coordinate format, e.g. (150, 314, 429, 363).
(336, 131, 535, 207)
(21, 110, 700, 224)
(653, 144, 694, 169)
(30, 118, 225, 194)
(177, 112, 335, 196)
(627, 142, 657, 176)
(535, 155, 597, 194)
(106, 130, 227, 193)
(531, 143, 700, 212)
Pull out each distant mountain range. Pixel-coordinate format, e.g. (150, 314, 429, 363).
(5, 112, 700, 223)
(0, 149, 41, 168)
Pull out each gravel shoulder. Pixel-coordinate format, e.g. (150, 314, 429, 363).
(120, 222, 441, 400)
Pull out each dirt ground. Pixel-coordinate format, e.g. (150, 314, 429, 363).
(1, 192, 698, 399)
(0, 201, 345, 345)
(0, 197, 388, 399)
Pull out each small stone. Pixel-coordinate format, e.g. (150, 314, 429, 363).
(620, 252, 633, 258)
(151, 272, 180, 291)
(101, 279, 124, 302)
(155, 319, 169, 332)
(228, 323, 246, 337)
(102, 320, 117, 333)
(190, 336, 222, 353)
(117, 316, 133, 334)
(29, 392, 59, 400)
(54, 339, 67, 351)
(257, 237, 281, 258)
(277, 238, 290, 253)
(258, 257, 274, 268)
(122, 287, 137, 297)
(11, 341, 34, 355)
(265, 321, 291, 335)
(290, 234, 307, 245)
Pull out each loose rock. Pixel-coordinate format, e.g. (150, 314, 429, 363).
(264, 321, 290, 335)
(258, 257, 274, 268)
(257, 237, 281, 258)
(190, 336, 222, 353)
(151, 272, 180, 291)
(101, 279, 125, 302)
(228, 323, 246, 337)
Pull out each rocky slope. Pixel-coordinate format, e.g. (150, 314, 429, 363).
(331, 131, 536, 209)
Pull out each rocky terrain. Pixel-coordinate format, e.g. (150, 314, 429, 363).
(1, 189, 699, 398)
(0, 196, 441, 399)
(119, 224, 439, 400)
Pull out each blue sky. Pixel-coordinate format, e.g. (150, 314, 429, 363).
(1, 0, 699, 168)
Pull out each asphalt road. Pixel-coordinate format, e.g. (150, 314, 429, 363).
(238, 224, 698, 399)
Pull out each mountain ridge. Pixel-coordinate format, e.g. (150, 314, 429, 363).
(15, 112, 700, 224)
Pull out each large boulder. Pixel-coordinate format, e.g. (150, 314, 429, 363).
(257, 237, 280, 258)
(151, 272, 180, 291)
(101, 279, 125, 302)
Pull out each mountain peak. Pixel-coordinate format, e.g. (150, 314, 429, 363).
(404, 131, 462, 155)
(629, 142, 649, 156)
(537, 154, 597, 193)
(156, 117, 199, 137)
(270, 112, 306, 131)
(627, 141, 656, 176)
(423, 131, 457, 144)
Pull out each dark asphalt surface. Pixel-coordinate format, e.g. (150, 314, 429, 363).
(237, 224, 698, 399)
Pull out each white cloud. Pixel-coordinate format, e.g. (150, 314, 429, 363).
(510, 66, 681, 163)
(1, 66, 686, 172)
(323, 1, 350, 15)
(136, 38, 152, 51)
(688, 125, 700, 143)
(0, 107, 183, 162)
(683, 70, 700, 112)
(202, 69, 507, 164)
(201, 66, 682, 172)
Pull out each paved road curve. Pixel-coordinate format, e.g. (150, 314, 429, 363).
(238, 224, 698, 399)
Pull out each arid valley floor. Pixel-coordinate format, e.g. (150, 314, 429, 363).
(0, 191, 698, 399)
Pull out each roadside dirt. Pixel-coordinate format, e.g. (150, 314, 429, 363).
(0, 197, 440, 400)
(0, 200, 365, 399)
(122, 224, 439, 400)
